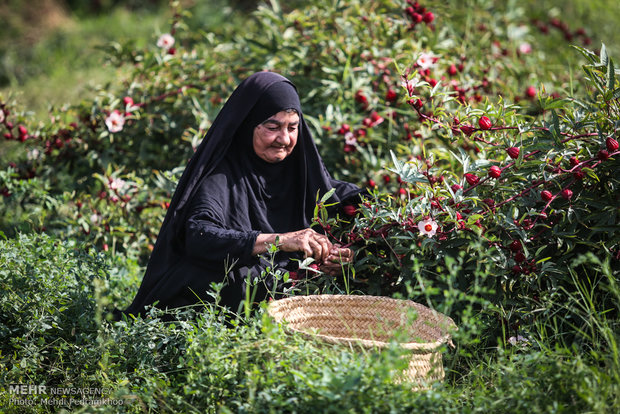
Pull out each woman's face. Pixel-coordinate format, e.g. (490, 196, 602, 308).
(252, 110, 299, 163)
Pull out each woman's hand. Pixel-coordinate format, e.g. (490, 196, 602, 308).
(319, 244, 353, 276)
(277, 228, 333, 263)
(253, 230, 354, 274)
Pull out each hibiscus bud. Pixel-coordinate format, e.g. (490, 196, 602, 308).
(337, 124, 351, 135)
(573, 169, 584, 180)
(507, 147, 520, 159)
(597, 149, 609, 161)
(385, 89, 397, 102)
(488, 166, 502, 178)
(383, 174, 391, 183)
(483, 198, 495, 207)
(541, 190, 553, 202)
(408, 98, 423, 109)
(606, 137, 619, 152)
(447, 64, 457, 76)
(525, 86, 537, 99)
(569, 156, 579, 167)
(422, 11, 434, 23)
(343, 205, 357, 216)
(18, 125, 28, 137)
(514, 252, 526, 263)
(355, 90, 368, 105)
(478, 116, 492, 130)
(561, 189, 573, 200)
(3, 132, 12, 140)
(509, 240, 522, 252)
(451, 184, 462, 192)
(123, 96, 134, 106)
(368, 179, 376, 187)
(464, 173, 479, 186)
(460, 124, 475, 136)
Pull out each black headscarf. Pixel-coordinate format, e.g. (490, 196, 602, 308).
(123, 71, 360, 316)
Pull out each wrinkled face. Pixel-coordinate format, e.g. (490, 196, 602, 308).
(252, 110, 299, 163)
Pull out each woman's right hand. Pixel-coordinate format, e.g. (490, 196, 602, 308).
(278, 228, 333, 263)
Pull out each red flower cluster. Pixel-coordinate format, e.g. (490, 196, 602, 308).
(404, 1, 435, 29)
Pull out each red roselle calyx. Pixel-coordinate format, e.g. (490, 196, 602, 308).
(460, 124, 475, 136)
(509, 240, 522, 252)
(488, 166, 502, 178)
(507, 147, 520, 159)
(597, 149, 610, 161)
(569, 156, 579, 167)
(478, 116, 492, 130)
(464, 173, 480, 186)
(541, 190, 553, 201)
(573, 169, 584, 180)
(606, 137, 619, 152)
(561, 189, 573, 200)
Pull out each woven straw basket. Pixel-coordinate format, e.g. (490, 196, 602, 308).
(267, 294, 456, 389)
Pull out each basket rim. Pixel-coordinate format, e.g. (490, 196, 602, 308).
(267, 294, 457, 351)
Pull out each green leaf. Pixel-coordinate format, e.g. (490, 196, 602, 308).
(613, 87, 620, 100)
(320, 188, 336, 204)
(600, 43, 609, 67)
(549, 110, 562, 146)
(571, 45, 599, 64)
(606, 58, 615, 92)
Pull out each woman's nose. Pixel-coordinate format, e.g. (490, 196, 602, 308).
(276, 129, 291, 145)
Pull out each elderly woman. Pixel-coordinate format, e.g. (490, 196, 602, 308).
(124, 71, 361, 316)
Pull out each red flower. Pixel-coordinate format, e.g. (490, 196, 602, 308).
(606, 137, 619, 152)
(385, 89, 397, 102)
(541, 190, 553, 201)
(488, 166, 502, 178)
(464, 173, 479, 186)
(478, 116, 492, 130)
(507, 147, 520, 159)
(597, 149, 610, 161)
(561, 189, 573, 200)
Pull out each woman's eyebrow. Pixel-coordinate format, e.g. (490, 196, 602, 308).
(262, 119, 299, 126)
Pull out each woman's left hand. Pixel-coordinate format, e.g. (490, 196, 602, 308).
(319, 245, 353, 276)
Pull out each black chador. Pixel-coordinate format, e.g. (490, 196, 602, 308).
(123, 72, 360, 316)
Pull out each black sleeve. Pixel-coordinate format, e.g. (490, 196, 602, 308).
(184, 173, 259, 265)
(185, 215, 259, 264)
